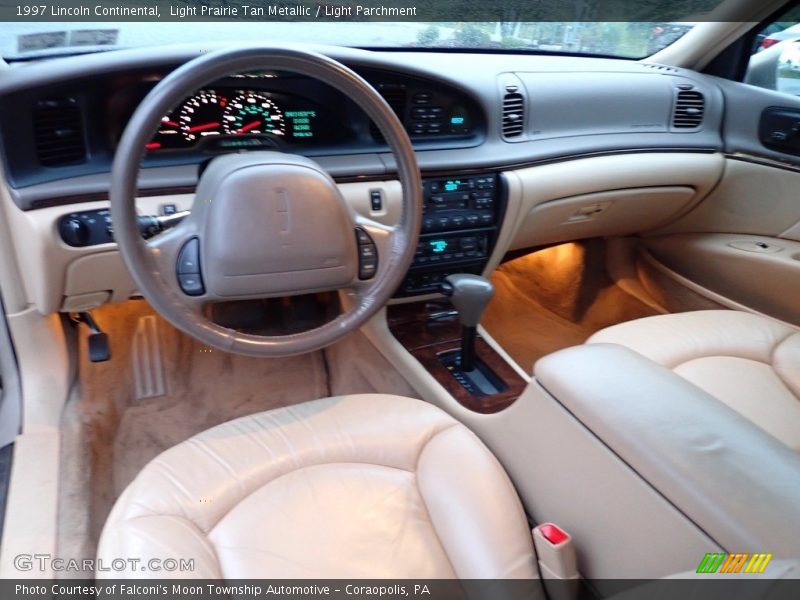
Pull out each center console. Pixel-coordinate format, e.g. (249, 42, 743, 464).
(396, 173, 503, 296)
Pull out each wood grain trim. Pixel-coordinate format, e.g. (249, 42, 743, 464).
(388, 300, 525, 414)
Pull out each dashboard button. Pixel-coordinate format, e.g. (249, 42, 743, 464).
(178, 274, 204, 296)
(359, 244, 377, 260)
(460, 237, 478, 251)
(413, 92, 433, 104)
(369, 190, 383, 212)
(177, 238, 201, 274)
(355, 227, 373, 246)
(60, 217, 90, 247)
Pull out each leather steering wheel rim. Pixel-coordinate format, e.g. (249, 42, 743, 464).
(111, 46, 422, 357)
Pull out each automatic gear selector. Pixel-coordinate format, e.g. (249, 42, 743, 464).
(439, 274, 507, 396)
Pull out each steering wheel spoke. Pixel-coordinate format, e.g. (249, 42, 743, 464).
(347, 215, 399, 298)
(145, 222, 209, 311)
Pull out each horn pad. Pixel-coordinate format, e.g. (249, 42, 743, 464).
(193, 152, 357, 298)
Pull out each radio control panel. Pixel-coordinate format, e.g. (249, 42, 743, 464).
(397, 173, 502, 297)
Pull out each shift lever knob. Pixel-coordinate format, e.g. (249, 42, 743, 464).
(440, 274, 494, 328)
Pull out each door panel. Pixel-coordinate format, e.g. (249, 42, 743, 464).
(645, 233, 800, 325)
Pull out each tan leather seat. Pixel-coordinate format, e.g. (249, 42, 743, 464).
(588, 310, 800, 451)
(97, 394, 537, 579)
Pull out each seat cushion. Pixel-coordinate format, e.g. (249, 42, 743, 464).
(96, 394, 537, 579)
(588, 310, 800, 451)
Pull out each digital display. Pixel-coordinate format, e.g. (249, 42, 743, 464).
(285, 110, 316, 139)
(443, 180, 469, 193)
(429, 240, 449, 253)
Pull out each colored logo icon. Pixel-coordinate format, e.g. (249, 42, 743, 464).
(696, 552, 773, 574)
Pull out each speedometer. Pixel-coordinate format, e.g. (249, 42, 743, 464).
(178, 91, 226, 142)
(223, 93, 285, 137)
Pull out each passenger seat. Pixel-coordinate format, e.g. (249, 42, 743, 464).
(588, 310, 800, 452)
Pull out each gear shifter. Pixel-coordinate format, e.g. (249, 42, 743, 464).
(440, 274, 494, 371)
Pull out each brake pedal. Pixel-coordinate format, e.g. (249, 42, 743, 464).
(71, 311, 111, 363)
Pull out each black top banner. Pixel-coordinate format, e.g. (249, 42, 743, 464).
(0, 0, 729, 23)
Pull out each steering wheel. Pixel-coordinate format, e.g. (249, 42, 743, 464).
(111, 47, 422, 357)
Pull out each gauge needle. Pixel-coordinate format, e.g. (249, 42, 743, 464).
(236, 120, 262, 134)
(187, 122, 220, 133)
(162, 120, 180, 127)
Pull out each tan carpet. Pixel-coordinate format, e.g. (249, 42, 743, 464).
(72, 300, 330, 544)
(482, 241, 661, 374)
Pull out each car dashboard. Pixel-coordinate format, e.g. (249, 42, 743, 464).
(1, 42, 774, 315)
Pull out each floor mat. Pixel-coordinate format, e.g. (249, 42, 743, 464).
(482, 241, 660, 374)
(75, 300, 330, 539)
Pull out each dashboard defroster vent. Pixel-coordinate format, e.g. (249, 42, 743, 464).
(33, 97, 87, 166)
(673, 90, 705, 129)
(502, 91, 525, 138)
(371, 84, 407, 141)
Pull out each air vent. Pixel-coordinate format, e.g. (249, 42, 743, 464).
(502, 91, 524, 138)
(673, 90, 705, 129)
(32, 97, 87, 166)
(642, 63, 680, 74)
(371, 84, 407, 141)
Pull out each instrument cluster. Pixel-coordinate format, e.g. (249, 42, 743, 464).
(145, 88, 322, 152)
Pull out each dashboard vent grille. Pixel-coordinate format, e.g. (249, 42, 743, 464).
(673, 90, 705, 129)
(642, 63, 680, 74)
(502, 92, 524, 138)
(33, 97, 87, 166)
(371, 85, 407, 141)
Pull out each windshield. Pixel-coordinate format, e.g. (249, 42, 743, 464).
(2, 21, 697, 60)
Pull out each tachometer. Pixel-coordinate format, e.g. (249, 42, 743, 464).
(223, 92, 285, 137)
(178, 91, 227, 142)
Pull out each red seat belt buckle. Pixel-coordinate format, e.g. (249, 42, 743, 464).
(533, 522, 580, 599)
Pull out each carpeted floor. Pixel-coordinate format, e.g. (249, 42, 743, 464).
(482, 241, 661, 374)
(57, 298, 420, 568)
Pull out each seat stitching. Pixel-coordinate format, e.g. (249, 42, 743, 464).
(414, 425, 536, 579)
(413, 422, 459, 471)
(411, 424, 470, 578)
(671, 354, 774, 372)
(111, 512, 224, 575)
(769, 330, 797, 366)
(672, 354, 800, 402)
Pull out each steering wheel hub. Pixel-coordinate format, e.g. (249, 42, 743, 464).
(190, 152, 358, 298)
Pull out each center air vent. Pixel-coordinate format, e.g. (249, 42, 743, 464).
(502, 91, 525, 138)
(33, 97, 87, 166)
(673, 90, 705, 129)
(371, 84, 407, 141)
